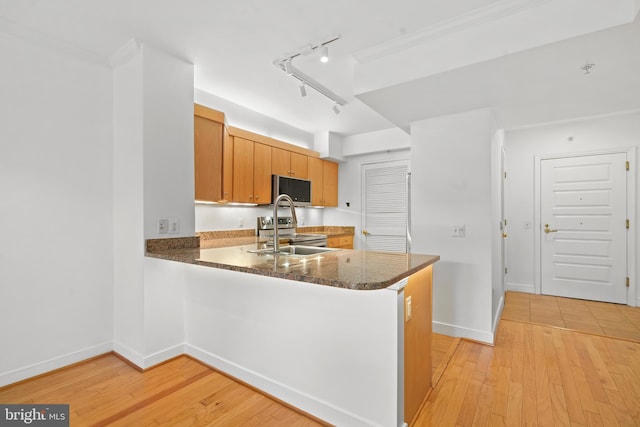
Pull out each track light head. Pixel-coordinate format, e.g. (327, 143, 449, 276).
(332, 102, 340, 115)
(299, 83, 307, 97)
(283, 60, 293, 75)
(320, 45, 329, 63)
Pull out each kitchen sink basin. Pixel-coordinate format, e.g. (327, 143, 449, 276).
(247, 245, 340, 256)
(276, 245, 339, 256)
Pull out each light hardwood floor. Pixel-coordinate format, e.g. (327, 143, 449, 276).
(0, 355, 325, 426)
(502, 291, 640, 342)
(414, 292, 640, 426)
(2, 293, 638, 426)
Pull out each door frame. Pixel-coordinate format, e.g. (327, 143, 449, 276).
(360, 158, 410, 252)
(533, 147, 637, 306)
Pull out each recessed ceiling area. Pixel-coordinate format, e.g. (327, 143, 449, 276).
(356, 16, 640, 131)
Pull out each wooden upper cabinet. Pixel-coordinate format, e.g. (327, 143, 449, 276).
(290, 152, 308, 179)
(222, 126, 233, 202)
(272, 148, 308, 179)
(322, 160, 339, 207)
(194, 115, 223, 202)
(232, 137, 255, 203)
(253, 143, 272, 204)
(307, 158, 338, 207)
(308, 157, 324, 206)
(271, 147, 290, 177)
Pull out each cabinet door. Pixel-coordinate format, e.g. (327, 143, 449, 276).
(308, 157, 324, 206)
(290, 153, 308, 179)
(271, 147, 290, 177)
(222, 127, 233, 201)
(323, 160, 339, 207)
(233, 137, 254, 203)
(253, 143, 272, 204)
(194, 116, 223, 202)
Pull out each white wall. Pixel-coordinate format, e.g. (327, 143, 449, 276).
(184, 264, 404, 427)
(0, 33, 114, 385)
(112, 41, 146, 363)
(504, 111, 640, 304)
(143, 46, 195, 239)
(194, 89, 313, 149)
(112, 41, 195, 367)
(341, 127, 410, 157)
(410, 109, 496, 343)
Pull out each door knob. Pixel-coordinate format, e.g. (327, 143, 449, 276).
(362, 229, 370, 236)
(544, 224, 558, 234)
(503, 233, 507, 238)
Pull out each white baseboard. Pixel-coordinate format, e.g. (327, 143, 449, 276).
(506, 282, 535, 294)
(143, 344, 185, 369)
(433, 321, 494, 344)
(0, 341, 112, 387)
(112, 342, 185, 370)
(112, 340, 145, 369)
(184, 344, 381, 427)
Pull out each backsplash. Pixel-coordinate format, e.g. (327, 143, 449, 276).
(195, 204, 325, 232)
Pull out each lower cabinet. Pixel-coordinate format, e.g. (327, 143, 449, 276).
(327, 235, 353, 249)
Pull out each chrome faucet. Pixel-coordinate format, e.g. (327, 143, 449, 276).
(273, 194, 297, 253)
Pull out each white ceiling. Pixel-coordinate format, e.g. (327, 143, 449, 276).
(0, 0, 638, 136)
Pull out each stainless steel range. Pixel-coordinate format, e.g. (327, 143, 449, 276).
(256, 216, 328, 247)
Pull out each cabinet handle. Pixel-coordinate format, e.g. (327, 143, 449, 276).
(249, 195, 253, 199)
(224, 192, 228, 196)
(255, 196, 259, 200)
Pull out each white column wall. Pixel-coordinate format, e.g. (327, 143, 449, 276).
(410, 109, 496, 343)
(112, 41, 194, 366)
(184, 264, 403, 427)
(0, 34, 114, 386)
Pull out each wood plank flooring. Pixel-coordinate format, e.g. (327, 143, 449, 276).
(414, 292, 640, 426)
(502, 291, 640, 342)
(0, 355, 325, 426)
(2, 292, 638, 426)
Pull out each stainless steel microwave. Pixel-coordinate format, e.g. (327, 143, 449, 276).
(272, 175, 312, 206)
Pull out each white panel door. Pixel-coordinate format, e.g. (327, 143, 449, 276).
(540, 153, 627, 303)
(361, 160, 409, 252)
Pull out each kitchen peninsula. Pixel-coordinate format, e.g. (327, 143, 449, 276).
(145, 232, 439, 427)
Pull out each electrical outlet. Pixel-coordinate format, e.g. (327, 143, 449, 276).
(405, 296, 412, 322)
(452, 224, 466, 237)
(158, 218, 169, 234)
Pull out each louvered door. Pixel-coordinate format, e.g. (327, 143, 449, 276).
(361, 160, 409, 252)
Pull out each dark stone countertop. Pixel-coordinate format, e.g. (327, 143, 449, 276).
(146, 235, 438, 291)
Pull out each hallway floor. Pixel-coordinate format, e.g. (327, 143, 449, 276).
(501, 291, 640, 342)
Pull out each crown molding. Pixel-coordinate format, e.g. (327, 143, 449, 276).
(0, 16, 109, 67)
(353, 0, 552, 64)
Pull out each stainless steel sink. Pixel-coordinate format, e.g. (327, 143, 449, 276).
(276, 245, 339, 256)
(247, 245, 340, 256)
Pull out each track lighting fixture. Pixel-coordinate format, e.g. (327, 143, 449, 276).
(273, 35, 346, 110)
(320, 45, 329, 63)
